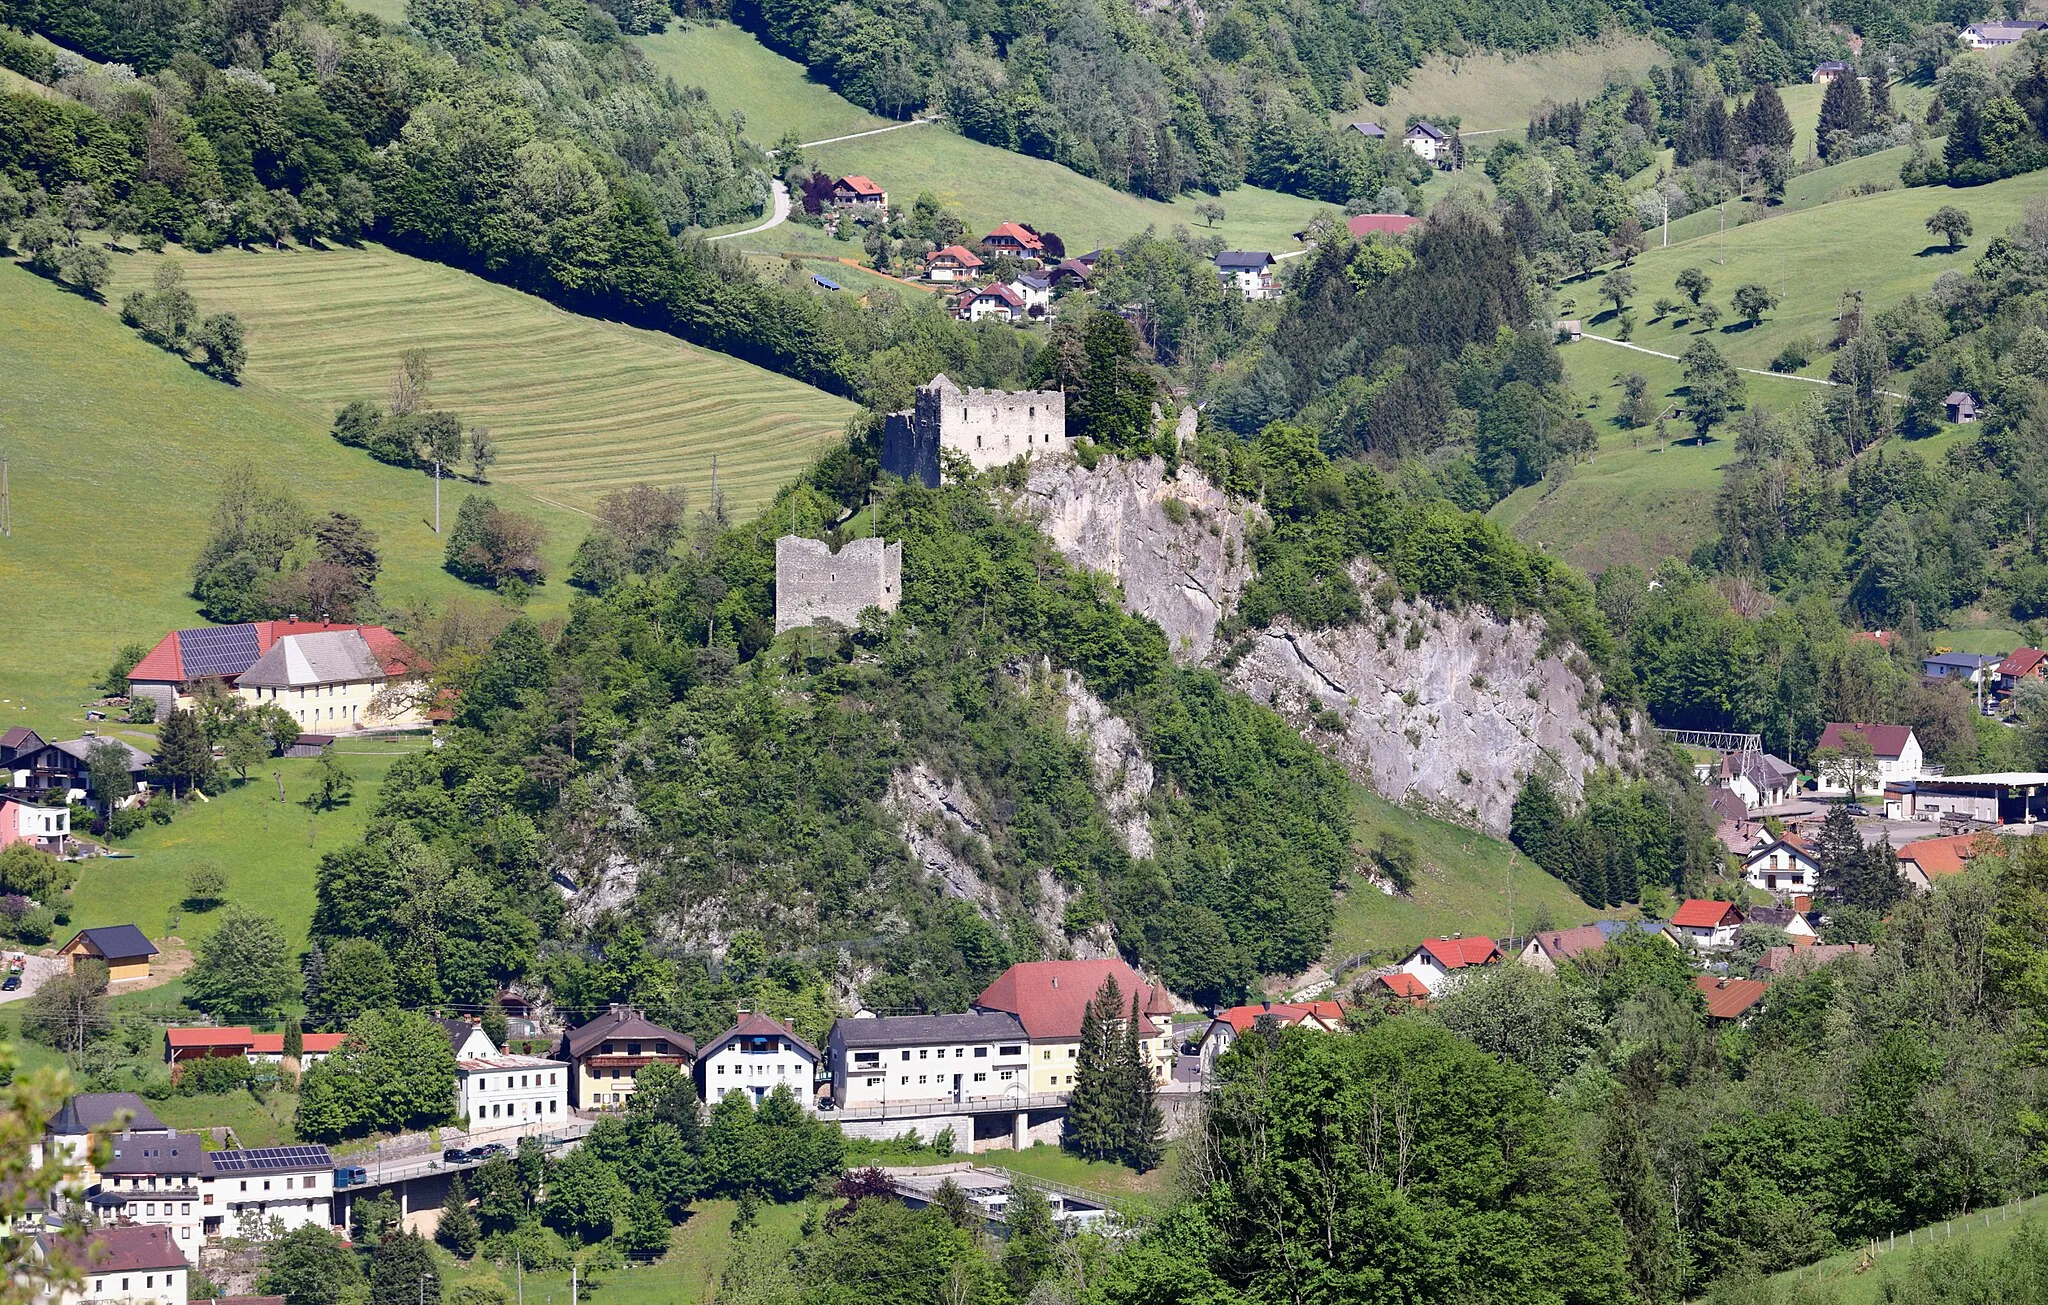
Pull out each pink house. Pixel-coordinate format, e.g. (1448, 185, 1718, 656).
(0, 797, 69, 855)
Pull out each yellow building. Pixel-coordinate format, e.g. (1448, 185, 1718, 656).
(974, 959, 1178, 1094)
(234, 630, 429, 730)
(558, 1005, 696, 1110)
(59, 925, 158, 984)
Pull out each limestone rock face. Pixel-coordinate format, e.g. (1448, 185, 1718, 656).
(1055, 668, 1155, 859)
(1023, 455, 1262, 664)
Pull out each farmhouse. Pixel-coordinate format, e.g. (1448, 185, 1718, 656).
(980, 222, 1045, 256)
(1743, 904, 1817, 939)
(558, 1005, 695, 1110)
(1403, 120, 1450, 164)
(1670, 899, 1744, 950)
(1923, 651, 2001, 685)
(1961, 20, 2046, 48)
(126, 620, 426, 717)
(1744, 834, 1821, 897)
(1811, 61, 1849, 83)
(1215, 250, 1278, 300)
(59, 925, 157, 983)
(1945, 390, 1980, 423)
(3, 731, 153, 808)
(1396, 935, 1503, 993)
(963, 282, 1026, 322)
(1755, 942, 1873, 977)
(925, 244, 984, 282)
(1813, 722, 1922, 795)
(234, 628, 431, 730)
(697, 1012, 822, 1111)
(1700, 748, 1799, 811)
(1195, 1000, 1343, 1076)
(831, 174, 886, 207)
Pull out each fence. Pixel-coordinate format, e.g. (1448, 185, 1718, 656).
(1782, 1189, 2046, 1289)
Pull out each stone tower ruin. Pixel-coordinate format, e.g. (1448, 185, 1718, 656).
(774, 536, 904, 634)
(880, 374, 1067, 487)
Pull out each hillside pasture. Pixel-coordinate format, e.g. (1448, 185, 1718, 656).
(635, 23, 889, 144)
(102, 242, 858, 520)
(1350, 36, 1668, 136)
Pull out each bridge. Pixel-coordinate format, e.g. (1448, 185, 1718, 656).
(1655, 727, 1761, 755)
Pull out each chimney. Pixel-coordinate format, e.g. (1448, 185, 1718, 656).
(1050, 977, 1058, 989)
(1716, 977, 1729, 989)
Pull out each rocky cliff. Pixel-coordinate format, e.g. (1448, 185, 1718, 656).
(1023, 455, 1632, 836)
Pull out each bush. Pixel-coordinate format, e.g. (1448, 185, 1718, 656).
(176, 1053, 265, 1096)
(14, 905, 55, 944)
(1769, 339, 1811, 373)
(126, 696, 156, 724)
(107, 807, 145, 839)
(146, 791, 174, 825)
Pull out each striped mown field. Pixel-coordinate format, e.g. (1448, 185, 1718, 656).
(104, 242, 858, 518)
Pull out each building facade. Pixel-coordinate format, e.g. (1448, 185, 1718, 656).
(879, 374, 1068, 487)
(35, 1226, 189, 1305)
(773, 536, 903, 634)
(973, 959, 1176, 1093)
(558, 1006, 695, 1110)
(697, 1013, 821, 1111)
(826, 1012, 1032, 1110)
(456, 1051, 570, 1135)
(2, 797, 70, 854)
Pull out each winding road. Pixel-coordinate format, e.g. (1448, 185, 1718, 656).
(708, 179, 791, 242)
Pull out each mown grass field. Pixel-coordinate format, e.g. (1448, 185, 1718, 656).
(1349, 36, 1668, 136)
(635, 24, 888, 144)
(489, 1198, 812, 1305)
(103, 243, 856, 521)
(1329, 782, 1616, 964)
(0, 259, 583, 739)
(1764, 1202, 2048, 1304)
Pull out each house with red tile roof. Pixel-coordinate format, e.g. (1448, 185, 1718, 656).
(1395, 935, 1502, 993)
(1898, 832, 1987, 893)
(924, 244, 984, 282)
(1998, 647, 2047, 697)
(164, 1026, 255, 1074)
(127, 621, 428, 728)
(830, 174, 886, 207)
(975, 959, 1176, 1092)
(1813, 722, 1922, 795)
(1516, 925, 1608, 974)
(247, 1032, 347, 1066)
(1743, 834, 1822, 898)
(1693, 974, 1766, 1021)
(1850, 630, 1894, 648)
(1670, 899, 1744, 949)
(1369, 971, 1432, 1006)
(1196, 1000, 1343, 1075)
(1345, 212, 1420, 240)
(979, 222, 1045, 255)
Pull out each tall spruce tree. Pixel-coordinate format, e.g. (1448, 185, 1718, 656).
(1121, 994, 1165, 1172)
(436, 1175, 479, 1257)
(1856, 835, 1905, 913)
(1818, 71, 1871, 156)
(154, 707, 213, 796)
(1743, 83, 1795, 152)
(1064, 977, 1125, 1161)
(1815, 806, 1866, 904)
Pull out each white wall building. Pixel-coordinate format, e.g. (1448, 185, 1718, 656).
(457, 1052, 570, 1137)
(1743, 836, 1822, 897)
(1813, 723, 1922, 796)
(826, 1011, 1032, 1110)
(696, 1013, 822, 1112)
(81, 1135, 332, 1263)
(34, 1226, 188, 1305)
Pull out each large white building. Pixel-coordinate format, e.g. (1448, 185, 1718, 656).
(81, 1133, 333, 1262)
(1813, 722, 1922, 796)
(34, 1225, 188, 1305)
(696, 1012, 822, 1112)
(826, 1011, 1033, 1111)
(457, 1051, 570, 1136)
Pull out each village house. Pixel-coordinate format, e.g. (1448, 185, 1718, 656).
(80, 1132, 334, 1261)
(1744, 834, 1822, 897)
(1396, 935, 1503, 993)
(963, 282, 1025, 323)
(826, 1011, 1031, 1109)
(1670, 899, 1745, 949)
(234, 629, 431, 730)
(1923, 651, 2002, 686)
(59, 925, 157, 984)
(974, 958, 1177, 1092)
(1697, 749, 1800, 811)
(1368, 972, 1432, 1006)
(1743, 904, 1818, 940)
(1811, 60, 1849, 83)
(1898, 832, 1984, 893)
(1998, 647, 2046, 697)
(2, 731, 154, 809)
(1755, 942, 1873, 977)
(979, 222, 1045, 257)
(557, 1006, 695, 1111)
(125, 620, 426, 718)
(34, 1224, 189, 1305)
(1693, 975, 1767, 1022)
(1348, 120, 1386, 139)
(1214, 250, 1278, 300)
(1813, 722, 1923, 795)
(2, 795, 70, 855)
(1961, 20, 2046, 48)
(1194, 1000, 1343, 1076)
(924, 244, 985, 283)
(1403, 121, 1450, 164)
(697, 1012, 821, 1112)
(39, 1094, 168, 1184)
(1516, 925, 1608, 974)
(830, 175, 886, 208)
(1009, 272, 1053, 316)
(456, 1048, 568, 1136)
(1945, 390, 1980, 423)
(1046, 257, 1091, 287)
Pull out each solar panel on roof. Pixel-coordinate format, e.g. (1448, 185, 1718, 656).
(210, 1144, 328, 1171)
(177, 626, 261, 680)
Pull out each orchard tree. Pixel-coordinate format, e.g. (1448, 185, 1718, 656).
(1732, 282, 1780, 326)
(1675, 266, 1711, 307)
(188, 908, 297, 1022)
(196, 313, 248, 382)
(1599, 267, 1635, 315)
(1926, 205, 1973, 250)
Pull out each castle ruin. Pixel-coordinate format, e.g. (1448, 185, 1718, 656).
(880, 374, 1068, 487)
(774, 536, 903, 634)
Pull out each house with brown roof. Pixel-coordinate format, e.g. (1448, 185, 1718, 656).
(1516, 925, 1609, 974)
(697, 1012, 821, 1111)
(830, 175, 886, 207)
(962, 282, 1026, 323)
(1898, 832, 1986, 893)
(557, 1005, 695, 1110)
(1998, 647, 2046, 697)
(924, 244, 985, 282)
(1813, 722, 1922, 795)
(1395, 935, 1502, 993)
(1670, 899, 1744, 950)
(974, 959, 1176, 1093)
(979, 222, 1045, 256)
(1700, 749, 1800, 811)
(1345, 212, 1419, 240)
(1693, 974, 1766, 1022)
(1195, 1000, 1343, 1076)
(1744, 834, 1822, 898)
(35, 1224, 189, 1305)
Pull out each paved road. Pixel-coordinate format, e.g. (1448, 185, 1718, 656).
(708, 179, 790, 243)
(795, 118, 939, 150)
(341, 1117, 597, 1190)
(1578, 332, 1909, 398)
(0, 953, 63, 1006)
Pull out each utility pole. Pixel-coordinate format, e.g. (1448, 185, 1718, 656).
(516, 1253, 523, 1305)
(569, 1262, 577, 1305)
(433, 459, 442, 534)
(1719, 202, 1726, 266)
(1, 451, 10, 536)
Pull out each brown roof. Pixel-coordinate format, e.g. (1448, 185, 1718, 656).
(698, 1012, 819, 1063)
(1816, 722, 1915, 759)
(1372, 972, 1430, 1004)
(1899, 833, 1983, 879)
(1693, 975, 1767, 1020)
(1413, 936, 1503, 969)
(834, 175, 883, 196)
(1527, 925, 1606, 962)
(40, 1224, 187, 1274)
(1999, 647, 2047, 677)
(975, 960, 1172, 1040)
(561, 1006, 695, 1061)
(1755, 943, 1872, 977)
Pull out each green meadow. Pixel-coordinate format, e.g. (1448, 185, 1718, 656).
(1351, 36, 1670, 136)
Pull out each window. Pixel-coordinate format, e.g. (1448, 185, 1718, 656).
(918, 1075, 927, 1084)
(239, 1181, 247, 1192)
(901, 1050, 911, 1062)
(919, 1049, 928, 1060)
(717, 1064, 725, 1075)
(999, 1070, 1014, 1081)
(954, 1047, 965, 1057)
(935, 1048, 944, 1059)
(973, 1073, 986, 1083)
(974, 1047, 988, 1059)
(1042, 1051, 1051, 1061)
(999, 1045, 1022, 1056)
(182, 1203, 191, 1214)
(264, 1180, 272, 1191)
(1067, 1047, 1077, 1059)
(146, 1203, 156, 1216)
(900, 1076, 909, 1085)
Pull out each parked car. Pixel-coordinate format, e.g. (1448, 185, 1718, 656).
(333, 1166, 367, 1188)
(1, 975, 19, 992)
(441, 1147, 472, 1164)
(476, 1143, 511, 1161)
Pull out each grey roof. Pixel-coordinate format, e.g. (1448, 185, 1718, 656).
(64, 924, 157, 959)
(51, 737, 153, 769)
(1744, 906, 1806, 930)
(1925, 652, 2001, 669)
(1215, 251, 1273, 269)
(1350, 121, 1385, 136)
(102, 1131, 207, 1177)
(47, 1093, 165, 1136)
(1406, 120, 1447, 139)
(235, 631, 385, 689)
(832, 1011, 1026, 1048)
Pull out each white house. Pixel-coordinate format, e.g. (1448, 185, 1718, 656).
(1214, 250, 1278, 300)
(1743, 835, 1822, 897)
(0, 797, 70, 855)
(925, 244, 985, 283)
(1195, 1001, 1342, 1077)
(963, 283, 1026, 323)
(1008, 273, 1053, 316)
(34, 1225, 188, 1305)
(1813, 722, 1922, 796)
(1744, 905, 1818, 939)
(202, 1145, 333, 1241)
(1697, 750, 1799, 811)
(1961, 19, 2046, 48)
(696, 1012, 822, 1112)
(1395, 936, 1502, 994)
(825, 1011, 1032, 1110)
(1670, 899, 1745, 950)
(84, 1133, 333, 1260)
(456, 1051, 569, 1137)
(1403, 121, 1450, 164)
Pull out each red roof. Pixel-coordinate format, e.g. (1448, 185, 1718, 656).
(972, 283, 1024, 308)
(982, 222, 1044, 251)
(1899, 833, 1982, 879)
(1816, 722, 1915, 759)
(834, 175, 883, 196)
(1346, 213, 1420, 239)
(927, 244, 983, 268)
(128, 621, 427, 684)
(1693, 975, 1767, 1020)
(1373, 973, 1431, 1003)
(1671, 899, 1743, 929)
(248, 1032, 347, 1055)
(975, 960, 1172, 1040)
(39, 1225, 187, 1274)
(1850, 630, 1894, 648)
(1528, 925, 1606, 961)
(165, 1026, 254, 1050)
(1211, 1000, 1343, 1034)
(2000, 647, 2047, 677)
(1414, 936, 1501, 969)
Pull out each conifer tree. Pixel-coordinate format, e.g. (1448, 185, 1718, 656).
(1121, 994, 1165, 1172)
(154, 707, 213, 796)
(1814, 806, 1865, 904)
(1818, 71, 1870, 157)
(1064, 976, 1125, 1161)
(1743, 83, 1795, 152)
(436, 1175, 479, 1257)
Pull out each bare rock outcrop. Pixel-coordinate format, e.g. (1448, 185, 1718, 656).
(1054, 668, 1155, 859)
(1023, 455, 1261, 663)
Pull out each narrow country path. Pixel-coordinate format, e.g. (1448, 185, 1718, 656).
(708, 179, 791, 242)
(1578, 332, 1907, 399)
(796, 117, 940, 149)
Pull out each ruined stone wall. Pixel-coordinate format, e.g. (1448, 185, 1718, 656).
(774, 536, 903, 633)
(882, 376, 1068, 483)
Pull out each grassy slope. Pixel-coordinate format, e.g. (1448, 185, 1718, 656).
(635, 24, 887, 144)
(0, 259, 583, 739)
(1765, 1203, 2048, 1305)
(103, 243, 857, 520)
(1332, 783, 1615, 963)
(66, 739, 424, 950)
(1350, 36, 1669, 135)
(490, 1199, 811, 1305)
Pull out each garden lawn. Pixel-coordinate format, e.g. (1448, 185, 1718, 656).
(1347, 36, 1669, 136)
(487, 1198, 811, 1305)
(152, 1086, 302, 1146)
(65, 739, 424, 951)
(102, 242, 856, 521)
(1328, 782, 1617, 965)
(984, 1143, 1177, 1215)
(634, 24, 889, 144)
(0, 259, 582, 740)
